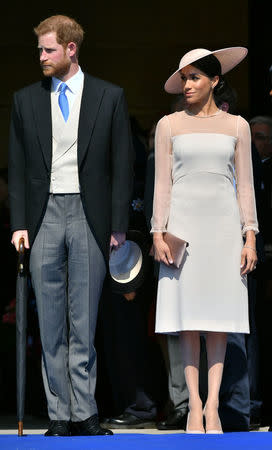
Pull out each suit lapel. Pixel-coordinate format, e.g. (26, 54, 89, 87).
(31, 78, 52, 173)
(78, 74, 105, 169)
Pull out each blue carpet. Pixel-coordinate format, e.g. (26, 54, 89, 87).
(1, 432, 272, 450)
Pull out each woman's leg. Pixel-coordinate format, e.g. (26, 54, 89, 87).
(204, 331, 227, 432)
(180, 331, 204, 432)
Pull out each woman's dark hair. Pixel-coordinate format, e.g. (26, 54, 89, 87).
(192, 54, 237, 113)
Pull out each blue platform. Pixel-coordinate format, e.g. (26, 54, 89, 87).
(1, 432, 272, 450)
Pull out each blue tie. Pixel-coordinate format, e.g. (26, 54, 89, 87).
(58, 83, 69, 122)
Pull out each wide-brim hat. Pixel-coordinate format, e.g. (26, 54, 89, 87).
(164, 46, 248, 94)
(109, 229, 151, 295)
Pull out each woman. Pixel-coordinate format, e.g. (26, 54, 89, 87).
(151, 47, 258, 434)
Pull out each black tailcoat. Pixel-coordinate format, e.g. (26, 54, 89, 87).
(8, 74, 134, 261)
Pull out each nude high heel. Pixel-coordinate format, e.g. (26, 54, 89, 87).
(203, 405, 223, 434)
(186, 411, 205, 434)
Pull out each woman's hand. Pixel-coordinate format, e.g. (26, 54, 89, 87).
(153, 232, 173, 266)
(240, 230, 258, 275)
(240, 246, 258, 275)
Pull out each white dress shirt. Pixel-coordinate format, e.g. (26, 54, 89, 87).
(51, 66, 84, 111)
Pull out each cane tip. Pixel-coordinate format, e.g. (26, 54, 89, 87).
(18, 421, 23, 436)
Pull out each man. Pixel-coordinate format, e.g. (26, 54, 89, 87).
(250, 116, 272, 159)
(250, 116, 272, 245)
(248, 116, 272, 428)
(250, 114, 272, 429)
(9, 15, 133, 437)
(99, 126, 159, 429)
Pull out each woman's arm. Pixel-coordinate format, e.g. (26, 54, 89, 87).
(151, 116, 173, 265)
(235, 116, 258, 274)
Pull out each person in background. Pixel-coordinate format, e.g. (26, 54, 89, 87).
(250, 116, 272, 159)
(245, 115, 272, 429)
(249, 78, 272, 430)
(0, 169, 16, 317)
(144, 118, 189, 431)
(97, 117, 161, 429)
(250, 116, 272, 246)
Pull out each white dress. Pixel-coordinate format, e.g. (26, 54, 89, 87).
(151, 110, 258, 334)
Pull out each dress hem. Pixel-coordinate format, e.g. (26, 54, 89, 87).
(155, 327, 250, 335)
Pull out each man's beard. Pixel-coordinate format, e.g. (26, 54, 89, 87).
(41, 57, 71, 79)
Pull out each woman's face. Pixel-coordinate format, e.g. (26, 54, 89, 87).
(179, 64, 218, 105)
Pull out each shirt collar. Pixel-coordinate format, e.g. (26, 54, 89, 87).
(52, 66, 84, 94)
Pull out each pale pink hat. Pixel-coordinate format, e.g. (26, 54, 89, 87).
(164, 46, 248, 94)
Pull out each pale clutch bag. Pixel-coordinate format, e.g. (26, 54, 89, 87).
(163, 232, 189, 268)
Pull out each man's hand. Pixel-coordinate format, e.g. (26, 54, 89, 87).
(123, 292, 136, 301)
(11, 230, 29, 252)
(110, 232, 126, 251)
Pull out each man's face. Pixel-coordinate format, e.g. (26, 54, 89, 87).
(251, 123, 272, 158)
(38, 32, 71, 79)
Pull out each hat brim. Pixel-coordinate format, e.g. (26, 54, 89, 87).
(110, 248, 143, 283)
(164, 47, 248, 94)
(109, 230, 152, 295)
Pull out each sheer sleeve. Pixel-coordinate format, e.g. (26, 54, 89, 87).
(151, 116, 172, 232)
(235, 116, 259, 235)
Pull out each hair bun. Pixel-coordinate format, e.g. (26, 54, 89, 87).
(215, 78, 225, 93)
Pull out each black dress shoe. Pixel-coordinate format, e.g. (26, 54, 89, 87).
(156, 409, 188, 430)
(249, 416, 261, 431)
(106, 412, 155, 429)
(44, 420, 70, 436)
(71, 414, 113, 436)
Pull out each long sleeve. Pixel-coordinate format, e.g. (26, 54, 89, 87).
(144, 151, 155, 230)
(111, 89, 134, 232)
(8, 92, 27, 232)
(235, 116, 259, 235)
(151, 116, 172, 232)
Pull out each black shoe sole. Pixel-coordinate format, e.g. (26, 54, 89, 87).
(71, 431, 113, 436)
(44, 432, 71, 436)
(105, 422, 155, 429)
(156, 424, 184, 430)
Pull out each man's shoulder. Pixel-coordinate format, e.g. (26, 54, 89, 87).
(14, 79, 51, 98)
(83, 73, 123, 95)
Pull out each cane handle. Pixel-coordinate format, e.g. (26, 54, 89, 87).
(19, 238, 25, 254)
